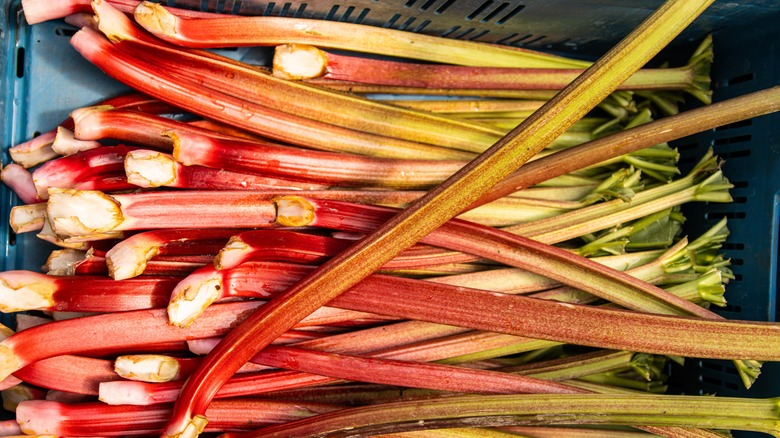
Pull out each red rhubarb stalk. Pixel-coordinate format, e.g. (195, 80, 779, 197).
(104, 228, 239, 280)
(0, 301, 392, 382)
(21, 0, 212, 25)
(71, 107, 266, 150)
(31, 145, 138, 200)
(46, 189, 278, 239)
(16, 398, 341, 436)
(167, 130, 465, 189)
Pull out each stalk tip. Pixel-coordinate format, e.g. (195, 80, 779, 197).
(47, 188, 124, 237)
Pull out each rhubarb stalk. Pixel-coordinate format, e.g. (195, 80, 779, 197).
(132, 2, 589, 69)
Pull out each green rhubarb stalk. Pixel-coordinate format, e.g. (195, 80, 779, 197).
(506, 154, 731, 244)
(159, 2, 717, 436)
(224, 393, 780, 437)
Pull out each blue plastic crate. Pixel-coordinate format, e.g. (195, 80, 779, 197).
(1, 0, 779, 434)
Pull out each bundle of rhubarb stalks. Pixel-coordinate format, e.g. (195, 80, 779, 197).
(1, 0, 780, 436)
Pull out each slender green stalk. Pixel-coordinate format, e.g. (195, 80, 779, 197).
(224, 394, 780, 437)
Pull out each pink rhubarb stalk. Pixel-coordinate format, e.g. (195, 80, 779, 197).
(0, 301, 391, 382)
(124, 149, 330, 192)
(276, 40, 712, 103)
(16, 398, 340, 436)
(214, 229, 476, 272)
(46, 189, 278, 239)
(31, 145, 137, 200)
(71, 107, 265, 150)
(104, 228, 239, 280)
(167, 130, 465, 189)
(0, 164, 39, 204)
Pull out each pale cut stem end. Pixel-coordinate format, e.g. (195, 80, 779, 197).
(125, 150, 178, 188)
(98, 380, 156, 405)
(273, 44, 328, 80)
(133, 1, 177, 35)
(105, 238, 160, 281)
(115, 354, 181, 382)
(47, 188, 124, 237)
(0, 272, 55, 312)
(44, 249, 88, 276)
(9, 130, 59, 168)
(0, 344, 22, 383)
(164, 415, 209, 438)
(9, 203, 46, 234)
(213, 237, 250, 270)
(167, 270, 224, 328)
(51, 126, 101, 156)
(273, 196, 315, 227)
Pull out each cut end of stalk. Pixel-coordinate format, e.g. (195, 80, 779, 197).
(133, 1, 177, 36)
(115, 354, 181, 383)
(273, 196, 316, 227)
(163, 415, 209, 438)
(0, 274, 55, 312)
(0, 344, 21, 383)
(9, 204, 46, 234)
(167, 272, 224, 328)
(273, 44, 328, 80)
(106, 240, 160, 281)
(98, 381, 154, 405)
(51, 126, 101, 156)
(44, 249, 87, 276)
(213, 237, 250, 270)
(47, 188, 123, 237)
(125, 150, 178, 188)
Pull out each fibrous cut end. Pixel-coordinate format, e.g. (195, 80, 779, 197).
(46, 188, 124, 237)
(9, 203, 46, 234)
(273, 196, 316, 227)
(133, 1, 178, 36)
(0, 272, 55, 312)
(167, 272, 224, 328)
(125, 150, 178, 188)
(273, 44, 328, 80)
(0, 344, 22, 383)
(114, 355, 181, 382)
